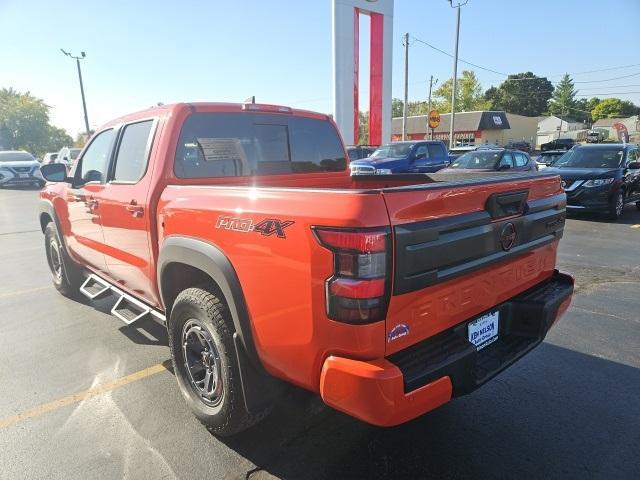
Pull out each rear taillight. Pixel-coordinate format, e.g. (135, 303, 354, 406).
(314, 227, 391, 324)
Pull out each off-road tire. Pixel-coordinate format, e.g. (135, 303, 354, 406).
(44, 222, 83, 297)
(168, 287, 267, 436)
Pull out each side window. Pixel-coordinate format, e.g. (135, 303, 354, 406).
(515, 152, 528, 167)
(76, 129, 115, 184)
(414, 145, 428, 158)
(112, 120, 154, 182)
(427, 143, 446, 158)
(500, 153, 515, 168)
(626, 149, 637, 165)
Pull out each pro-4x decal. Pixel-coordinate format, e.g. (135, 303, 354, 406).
(215, 216, 294, 239)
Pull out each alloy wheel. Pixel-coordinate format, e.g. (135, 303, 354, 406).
(181, 319, 224, 407)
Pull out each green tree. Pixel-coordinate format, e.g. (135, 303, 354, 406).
(591, 98, 640, 120)
(391, 98, 404, 118)
(432, 70, 490, 113)
(572, 97, 601, 124)
(358, 111, 369, 144)
(548, 74, 576, 117)
(485, 72, 553, 116)
(0, 87, 73, 156)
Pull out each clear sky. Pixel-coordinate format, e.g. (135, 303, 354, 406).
(2, 0, 639, 136)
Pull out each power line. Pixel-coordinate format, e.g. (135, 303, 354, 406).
(576, 91, 640, 96)
(410, 35, 640, 84)
(572, 72, 640, 83)
(577, 84, 640, 90)
(410, 36, 507, 76)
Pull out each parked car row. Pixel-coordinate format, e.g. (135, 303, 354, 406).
(347, 139, 639, 222)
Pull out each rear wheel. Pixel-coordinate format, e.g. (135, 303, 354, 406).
(44, 222, 83, 297)
(608, 191, 624, 221)
(168, 287, 268, 436)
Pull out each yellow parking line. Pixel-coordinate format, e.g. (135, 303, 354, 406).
(0, 362, 169, 429)
(0, 285, 50, 299)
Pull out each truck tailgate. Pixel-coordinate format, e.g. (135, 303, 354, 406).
(381, 173, 566, 355)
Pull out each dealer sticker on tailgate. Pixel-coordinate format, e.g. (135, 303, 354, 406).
(468, 311, 499, 350)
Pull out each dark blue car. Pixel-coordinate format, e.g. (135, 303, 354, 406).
(349, 140, 450, 175)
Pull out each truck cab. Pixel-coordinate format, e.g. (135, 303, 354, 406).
(350, 140, 450, 175)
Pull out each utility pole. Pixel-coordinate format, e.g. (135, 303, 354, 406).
(61, 49, 91, 139)
(402, 32, 409, 141)
(448, 0, 468, 149)
(427, 76, 437, 139)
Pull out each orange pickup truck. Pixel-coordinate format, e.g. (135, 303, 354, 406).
(39, 102, 573, 435)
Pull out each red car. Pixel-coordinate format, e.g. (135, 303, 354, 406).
(38, 102, 572, 435)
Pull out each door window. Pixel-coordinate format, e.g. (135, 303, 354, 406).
(112, 120, 154, 182)
(414, 145, 428, 159)
(427, 143, 446, 158)
(514, 152, 528, 167)
(626, 149, 637, 165)
(76, 129, 114, 184)
(500, 153, 515, 168)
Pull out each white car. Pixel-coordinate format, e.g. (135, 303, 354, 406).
(56, 147, 82, 169)
(42, 152, 59, 165)
(0, 151, 45, 188)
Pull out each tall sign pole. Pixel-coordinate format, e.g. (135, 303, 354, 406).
(427, 76, 437, 139)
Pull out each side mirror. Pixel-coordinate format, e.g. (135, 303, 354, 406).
(628, 161, 640, 169)
(40, 163, 69, 182)
(498, 164, 512, 171)
(415, 152, 427, 160)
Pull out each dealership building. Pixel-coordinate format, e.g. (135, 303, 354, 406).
(391, 111, 538, 146)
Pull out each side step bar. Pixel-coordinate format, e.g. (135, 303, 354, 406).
(79, 273, 166, 326)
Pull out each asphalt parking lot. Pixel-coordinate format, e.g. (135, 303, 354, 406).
(0, 186, 638, 480)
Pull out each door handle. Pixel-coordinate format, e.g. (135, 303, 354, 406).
(126, 201, 144, 218)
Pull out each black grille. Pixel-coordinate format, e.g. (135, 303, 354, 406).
(13, 166, 32, 173)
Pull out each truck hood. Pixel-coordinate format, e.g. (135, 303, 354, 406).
(545, 167, 619, 180)
(350, 156, 406, 166)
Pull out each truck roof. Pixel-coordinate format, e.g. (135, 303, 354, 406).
(101, 102, 330, 129)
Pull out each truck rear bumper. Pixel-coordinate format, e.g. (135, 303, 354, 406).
(319, 270, 573, 426)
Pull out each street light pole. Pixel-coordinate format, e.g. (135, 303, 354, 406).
(61, 49, 91, 139)
(448, 0, 468, 149)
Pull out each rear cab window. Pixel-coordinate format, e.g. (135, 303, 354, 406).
(175, 113, 346, 178)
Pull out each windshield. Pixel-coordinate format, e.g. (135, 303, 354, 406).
(450, 151, 501, 169)
(0, 151, 35, 162)
(370, 144, 413, 159)
(554, 148, 623, 169)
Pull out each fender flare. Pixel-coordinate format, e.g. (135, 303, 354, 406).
(157, 236, 260, 368)
(39, 199, 69, 252)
